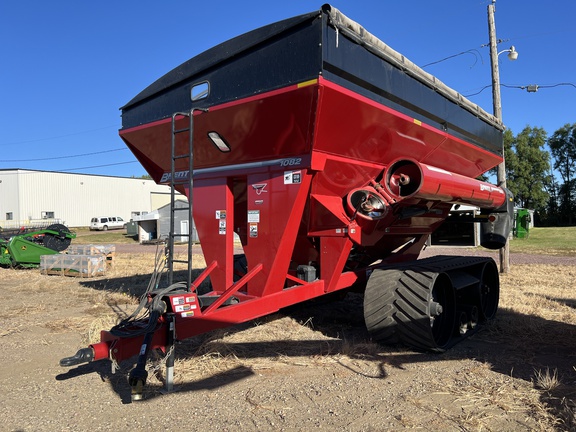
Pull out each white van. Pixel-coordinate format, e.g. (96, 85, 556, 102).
(90, 216, 126, 231)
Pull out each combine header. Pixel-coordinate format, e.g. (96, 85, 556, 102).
(60, 4, 513, 399)
(1, 224, 75, 268)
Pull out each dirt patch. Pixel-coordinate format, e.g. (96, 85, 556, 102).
(1, 250, 575, 431)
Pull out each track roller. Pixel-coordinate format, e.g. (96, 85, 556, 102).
(364, 256, 500, 352)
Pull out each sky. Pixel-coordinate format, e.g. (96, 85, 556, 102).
(1, 1, 575, 178)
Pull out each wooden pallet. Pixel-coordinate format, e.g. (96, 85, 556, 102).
(66, 244, 115, 266)
(40, 254, 107, 278)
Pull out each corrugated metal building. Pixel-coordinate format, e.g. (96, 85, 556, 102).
(0, 169, 185, 228)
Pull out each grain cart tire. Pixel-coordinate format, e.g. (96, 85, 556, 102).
(43, 224, 73, 252)
(364, 267, 456, 352)
(478, 259, 499, 321)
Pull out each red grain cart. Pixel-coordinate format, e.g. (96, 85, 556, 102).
(61, 4, 513, 400)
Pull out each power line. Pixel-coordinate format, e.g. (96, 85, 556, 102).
(0, 161, 138, 175)
(422, 49, 484, 68)
(0, 161, 140, 175)
(518, 83, 576, 93)
(58, 161, 139, 172)
(463, 85, 492, 97)
(0, 148, 127, 162)
(0, 124, 119, 146)
(423, 39, 515, 70)
(464, 82, 576, 97)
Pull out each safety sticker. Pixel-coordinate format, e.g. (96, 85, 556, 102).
(247, 210, 260, 223)
(249, 223, 258, 238)
(175, 304, 192, 313)
(284, 170, 301, 184)
(216, 210, 227, 234)
(181, 311, 195, 318)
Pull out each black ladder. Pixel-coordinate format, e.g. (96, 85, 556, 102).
(167, 108, 207, 288)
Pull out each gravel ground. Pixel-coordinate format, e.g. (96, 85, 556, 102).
(420, 245, 576, 266)
(114, 241, 576, 266)
(1, 245, 573, 431)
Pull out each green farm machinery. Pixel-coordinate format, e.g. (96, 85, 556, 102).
(0, 224, 76, 268)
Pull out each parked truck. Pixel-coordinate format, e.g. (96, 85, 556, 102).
(60, 4, 513, 400)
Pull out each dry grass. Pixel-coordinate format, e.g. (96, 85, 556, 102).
(465, 264, 576, 430)
(433, 361, 558, 429)
(3, 252, 576, 429)
(130, 262, 575, 429)
(91, 256, 576, 430)
(534, 368, 561, 392)
(485, 265, 576, 347)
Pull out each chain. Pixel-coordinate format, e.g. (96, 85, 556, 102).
(146, 344, 175, 376)
(111, 357, 121, 374)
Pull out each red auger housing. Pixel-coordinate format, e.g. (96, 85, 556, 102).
(60, 4, 513, 400)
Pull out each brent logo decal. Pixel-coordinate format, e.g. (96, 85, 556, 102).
(252, 183, 268, 195)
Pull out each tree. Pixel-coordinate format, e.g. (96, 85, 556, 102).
(548, 123, 576, 225)
(486, 129, 514, 183)
(506, 127, 550, 210)
(542, 165, 561, 226)
(502, 128, 515, 183)
(501, 127, 550, 211)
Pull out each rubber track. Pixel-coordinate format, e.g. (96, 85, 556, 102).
(364, 267, 441, 351)
(363, 255, 496, 352)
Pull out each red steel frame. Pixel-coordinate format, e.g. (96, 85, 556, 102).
(92, 77, 506, 363)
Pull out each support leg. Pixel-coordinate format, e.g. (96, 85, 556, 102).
(165, 313, 176, 393)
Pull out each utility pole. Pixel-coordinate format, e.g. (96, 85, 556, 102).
(488, 0, 510, 274)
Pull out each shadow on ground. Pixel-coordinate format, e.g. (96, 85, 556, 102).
(73, 272, 576, 425)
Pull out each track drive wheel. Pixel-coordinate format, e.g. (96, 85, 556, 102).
(43, 224, 72, 252)
(364, 267, 456, 352)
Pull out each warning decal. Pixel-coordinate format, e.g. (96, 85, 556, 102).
(217, 210, 227, 235)
(249, 223, 258, 238)
(247, 210, 260, 223)
(284, 170, 302, 184)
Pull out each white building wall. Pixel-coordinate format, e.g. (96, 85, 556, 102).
(0, 169, 185, 228)
(150, 192, 175, 211)
(0, 171, 21, 222)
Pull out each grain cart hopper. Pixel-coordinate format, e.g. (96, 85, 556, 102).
(0, 224, 75, 268)
(60, 4, 513, 399)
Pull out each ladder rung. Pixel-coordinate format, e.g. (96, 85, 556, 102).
(170, 231, 190, 237)
(168, 110, 196, 288)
